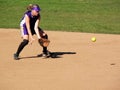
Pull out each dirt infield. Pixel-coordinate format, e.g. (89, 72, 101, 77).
(0, 29, 120, 90)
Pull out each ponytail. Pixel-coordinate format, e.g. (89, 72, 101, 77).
(26, 4, 33, 11)
(26, 4, 41, 11)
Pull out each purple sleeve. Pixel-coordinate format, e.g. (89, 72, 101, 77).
(25, 11, 31, 18)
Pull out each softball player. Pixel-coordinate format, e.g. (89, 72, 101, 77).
(14, 4, 49, 60)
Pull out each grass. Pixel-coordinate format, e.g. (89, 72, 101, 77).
(0, 0, 120, 34)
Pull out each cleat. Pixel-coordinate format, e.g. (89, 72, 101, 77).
(42, 51, 50, 58)
(14, 53, 19, 60)
(37, 54, 43, 57)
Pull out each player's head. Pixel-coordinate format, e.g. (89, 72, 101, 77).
(27, 4, 41, 16)
(32, 4, 41, 16)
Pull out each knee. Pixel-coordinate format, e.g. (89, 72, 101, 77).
(42, 34, 48, 39)
(23, 39, 29, 45)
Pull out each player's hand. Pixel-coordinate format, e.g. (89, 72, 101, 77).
(43, 33, 46, 36)
(29, 37, 35, 44)
(38, 38, 50, 47)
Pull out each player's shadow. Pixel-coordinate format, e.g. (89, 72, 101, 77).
(19, 55, 41, 60)
(20, 51, 76, 59)
(49, 52, 76, 58)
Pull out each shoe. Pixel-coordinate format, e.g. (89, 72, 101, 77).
(42, 51, 50, 58)
(14, 53, 19, 60)
(37, 54, 43, 57)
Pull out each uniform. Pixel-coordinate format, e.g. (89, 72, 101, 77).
(20, 11, 41, 35)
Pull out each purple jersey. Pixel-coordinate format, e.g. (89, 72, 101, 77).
(20, 11, 40, 35)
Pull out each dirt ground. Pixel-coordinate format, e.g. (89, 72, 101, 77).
(0, 28, 120, 90)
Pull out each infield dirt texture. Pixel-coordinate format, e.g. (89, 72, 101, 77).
(0, 29, 120, 90)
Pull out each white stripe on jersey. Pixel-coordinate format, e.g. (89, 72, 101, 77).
(20, 14, 26, 27)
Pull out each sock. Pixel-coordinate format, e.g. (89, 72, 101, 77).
(42, 34, 48, 54)
(43, 47, 47, 54)
(16, 39, 29, 55)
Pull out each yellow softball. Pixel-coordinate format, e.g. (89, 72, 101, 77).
(91, 37, 96, 42)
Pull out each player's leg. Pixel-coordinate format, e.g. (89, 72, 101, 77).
(38, 28, 50, 57)
(14, 27, 29, 60)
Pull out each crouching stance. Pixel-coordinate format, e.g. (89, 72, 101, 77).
(14, 4, 50, 60)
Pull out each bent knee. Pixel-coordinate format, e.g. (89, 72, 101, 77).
(42, 34, 48, 39)
(23, 39, 29, 45)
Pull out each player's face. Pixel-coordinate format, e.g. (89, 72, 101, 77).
(32, 10, 39, 16)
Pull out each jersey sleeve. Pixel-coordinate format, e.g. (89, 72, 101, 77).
(25, 11, 31, 18)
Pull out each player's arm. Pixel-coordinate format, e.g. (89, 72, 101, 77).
(25, 14, 34, 41)
(34, 18, 41, 39)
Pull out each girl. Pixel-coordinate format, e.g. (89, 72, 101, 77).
(14, 4, 50, 60)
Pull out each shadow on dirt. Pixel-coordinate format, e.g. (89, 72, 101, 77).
(20, 51, 76, 59)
